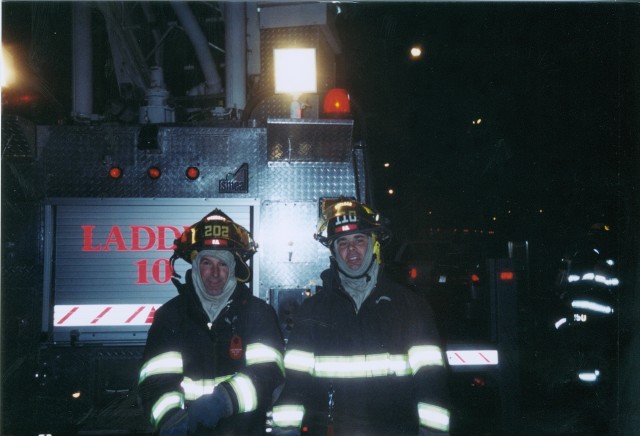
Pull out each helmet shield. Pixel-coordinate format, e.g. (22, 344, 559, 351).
(315, 200, 390, 247)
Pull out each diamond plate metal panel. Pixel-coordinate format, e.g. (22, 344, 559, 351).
(262, 164, 356, 202)
(266, 118, 354, 162)
(259, 201, 329, 295)
(39, 125, 266, 198)
(1, 116, 36, 158)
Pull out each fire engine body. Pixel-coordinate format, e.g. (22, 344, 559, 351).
(2, 3, 525, 434)
(2, 3, 366, 433)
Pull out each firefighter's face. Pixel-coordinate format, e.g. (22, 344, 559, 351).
(335, 233, 369, 270)
(198, 255, 230, 295)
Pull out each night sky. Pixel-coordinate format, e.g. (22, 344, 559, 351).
(2, 1, 638, 249)
(333, 3, 638, 249)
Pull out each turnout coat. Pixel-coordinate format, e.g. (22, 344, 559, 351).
(138, 270, 285, 435)
(272, 265, 451, 435)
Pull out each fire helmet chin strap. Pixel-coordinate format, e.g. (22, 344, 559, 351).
(332, 255, 377, 281)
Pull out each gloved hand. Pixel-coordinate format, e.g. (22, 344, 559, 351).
(187, 387, 233, 432)
(159, 409, 189, 436)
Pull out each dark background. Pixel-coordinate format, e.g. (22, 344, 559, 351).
(2, 1, 640, 433)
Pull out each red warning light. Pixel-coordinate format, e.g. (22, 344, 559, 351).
(409, 267, 418, 279)
(323, 88, 351, 116)
(471, 273, 480, 282)
(108, 167, 123, 179)
(499, 271, 514, 281)
(148, 166, 161, 179)
(186, 167, 200, 180)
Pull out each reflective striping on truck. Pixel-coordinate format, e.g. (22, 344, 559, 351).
(54, 304, 161, 326)
(446, 349, 499, 366)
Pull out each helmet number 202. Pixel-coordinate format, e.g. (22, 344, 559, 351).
(204, 224, 230, 238)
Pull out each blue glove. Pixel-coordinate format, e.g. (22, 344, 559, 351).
(159, 409, 189, 436)
(187, 387, 233, 432)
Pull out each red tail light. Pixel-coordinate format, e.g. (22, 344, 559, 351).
(186, 166, 200, 180)
(108, 166, 123, 179)
(409, 267, 418, 279)
(471, 273, 480, 282)
(499, 271, 514, 281)
(148, 166, 161, 179)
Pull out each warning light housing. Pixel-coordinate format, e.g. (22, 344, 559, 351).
(108, 167, 123, 179)
(186, 166, 200, 180)
(323, 88, 351, 117)
(148, 166, 161, 179)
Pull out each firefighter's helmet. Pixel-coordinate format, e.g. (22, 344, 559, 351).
(314, 199, 390, 247)
(171, 209, 257, 279)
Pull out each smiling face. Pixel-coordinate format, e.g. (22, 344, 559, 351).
(335, 233, 370, 270)
(198, 254, 230, 296)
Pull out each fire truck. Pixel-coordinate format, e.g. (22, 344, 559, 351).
(2, 3, 365, 434)
(2, 3, 526, 434)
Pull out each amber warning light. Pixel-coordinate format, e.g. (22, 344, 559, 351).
(323, 88, 351, 116)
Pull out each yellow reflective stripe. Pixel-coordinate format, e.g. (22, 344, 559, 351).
(284, 349, 315, 374)
(139, 351, 183, 384)
(272, 404, 305, 428)
(181, 375, 232, 401)
(246, 343, 285, 376)
(228, 373, 258, 412)
(151, 391, 184, 427)
(418, 403, 450, 432)
(389, 354, 412, 376)
(409, 345, 444, 374)
(313, 354, 411, 378)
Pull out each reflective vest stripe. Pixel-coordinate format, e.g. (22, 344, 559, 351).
(151, 391, 184, 427)
(228, 373, 258, 413)
(284, 349, 315, 373)
(284, 346, 443, 378)
(139, 351, 183, 384)
(181, 375, 233, 401)
(272, 404, 305, 428)
(418, 403, 450, 432)
(409, 345, 444, 374)
(246, 343, 285, 376)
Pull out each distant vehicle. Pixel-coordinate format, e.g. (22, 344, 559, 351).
(388, 235, 503, 341)
(388, 240, 451, 292)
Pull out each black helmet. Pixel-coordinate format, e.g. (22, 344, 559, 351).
(314, 199, 390, 247)
(170, 209, 257, 279)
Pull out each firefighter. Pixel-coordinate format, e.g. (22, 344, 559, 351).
(138, 209, 285, 435)
(271, 200, 451, 435)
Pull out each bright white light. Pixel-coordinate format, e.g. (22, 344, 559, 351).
(388, 188, 395, 195)
(606, 259, 615, 266)
(578, 370, 600, 383)
(274, 48, 317, 96)
(410, 47, 422, 58)
(571, 299, 613, 314)
(1, 45, 16, 88)
(554, 317, 567, 329)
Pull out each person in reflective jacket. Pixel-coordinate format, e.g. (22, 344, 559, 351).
(138, 209, 285, 435)
(272, 200, 451, 436)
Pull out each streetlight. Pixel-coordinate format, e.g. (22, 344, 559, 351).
(273, 48, 317, 119)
